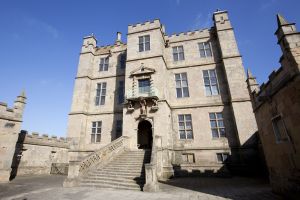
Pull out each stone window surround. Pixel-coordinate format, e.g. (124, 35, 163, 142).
(175, 72, 190, 98)
(138, 35, 150, 52)
(95, 82, 106, 106)
(202, 69, 220, 96)
(198, 41, 213, 58)
(271, 114, 289, 143)
(132, 75, 154, 97)
(99, 57, 109, 71)
(181, 153, 195, 163)
(209, 112, 226, 138)
(172, 45, 185, 61)
(91, 121, 102, 143)
(178, 114, 194, 140)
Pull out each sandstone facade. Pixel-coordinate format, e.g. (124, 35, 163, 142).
(65, 10, 259, 187)
(248, 15, 300, 198)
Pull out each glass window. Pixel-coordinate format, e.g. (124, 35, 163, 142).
(203, 69, 219, 96)
(216, 153, 229, 163)
(178, 114, 193, 139)
(182, 153, 195, 163)
(139, 35, 150, 52)
(272, 115, 288, 143)
(199, 42, 212, 58)
(175, 73, 189, 98)
(99, 57, 109, 71)
(173, 46, 185, 61)
(95, 82, 106, 105)
(91, 121, 102, 143)
(209, 112, 226, 138)
(138, 79, 150, 94)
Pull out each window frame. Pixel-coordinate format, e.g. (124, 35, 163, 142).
(172, 45, 185, 61)
(178, 114, 194, 140)
(271, 114, 289, 143)
(95, 82, 107, 106)
(216, 153, 229, 163)
(139, 35, 150, 52)
(198, 41, 213, 58)
(181, 153, 195, 163)
(202, 69, 220, 96)
(138, 79, 151, 94)
(175, 73, 190, 98)
(209, 112, 226, 138)
(99, 57, 109, 71)
(91, 121, 102, 143)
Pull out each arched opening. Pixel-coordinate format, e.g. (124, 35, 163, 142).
(137, 120, 153, 149)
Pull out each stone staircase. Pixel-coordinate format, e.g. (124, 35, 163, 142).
(80, 149, 151, 191)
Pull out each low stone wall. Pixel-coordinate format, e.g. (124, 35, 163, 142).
(10, 131, 70, 178)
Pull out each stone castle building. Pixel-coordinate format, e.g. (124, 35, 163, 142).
(65, 10, 259, 190)
(247, 15, 300, 198)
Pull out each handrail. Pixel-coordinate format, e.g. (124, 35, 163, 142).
(78, 136, 129, 175)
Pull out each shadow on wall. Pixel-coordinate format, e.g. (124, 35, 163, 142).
(9, 130, 27, 181)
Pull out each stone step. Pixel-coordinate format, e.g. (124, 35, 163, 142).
(81, 178, 143, 188)
(88, 173, 144, 180)
(101, 166, 145, 171)
(88, 171, 145, 177)
(80, 182, 141, 191)
(83, 176, 145, 184)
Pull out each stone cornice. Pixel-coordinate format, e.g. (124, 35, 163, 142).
(69, 110, 123, 116)
(0, 115, 22, 122)
(167, 35, 210, 44)
(75, 74, 125, 80)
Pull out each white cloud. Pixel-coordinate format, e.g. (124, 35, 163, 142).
(260, 0, 277, 10)
(24, 17, 59, 39)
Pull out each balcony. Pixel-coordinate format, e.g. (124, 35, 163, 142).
(125, 87, 159, 101)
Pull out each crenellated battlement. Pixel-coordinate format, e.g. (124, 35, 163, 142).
(128, 19, 163, 34)
(165, 28, 210, 43)
(22, 131, 70, 148)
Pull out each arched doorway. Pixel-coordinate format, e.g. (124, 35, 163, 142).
(137, 120, 153, 149)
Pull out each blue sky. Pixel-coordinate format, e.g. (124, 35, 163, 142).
(0, 0, 299, 137)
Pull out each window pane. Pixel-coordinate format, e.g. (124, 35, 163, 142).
(173, 53, 178, 61)
(96, 134, 101, 143)
(175, 74, 180, 80)
(222, 154, 228, 161)
(199, 43, 204, 49)
(211, 85, 219, 95)
(98, 121, 102, 127)
(178, 115, 184, 122)
(210, 77, 217, 84)
(145, 35, 150, 42)
(200, 49, 206, 57)
(204, 77, 210, 85)
(139, 44, 144, 52)
(185, 114, 191, 121)
(100, 96, 105, 105)
(179, 52, 184, 60)
(179, 131, 186, 139)
(183, 87, 189, 97)
(212, 129, 219, 138)
(186, 122, 192, 129)
(102, 82, 107, 88)
(179, 122, 185, 130)
(182, 80, 188, 87)
(210, 121, 217, 128)
(176, 80, 181, 88)
(176, 88, 182, 98)
(209, 70, 216, 77)
(205, 86, 212, 96)
(172, 47, 178, 53)
(145, 42, 150, 51)
(218, 120, 224, 127)
(92, 128, 96, 134)
(205, 42, 210, 49)
(95, 96, 100, 105)
(203, 70, 209, 77)
(206, 48, 212, 57)
(181, 73, 187, 80)
(220, 128, 226, 137)
(186, 130, 193, 139)
(216, 113, 223, 119)
(209, 113, 216, 119)
(97, 128, 101, 134)
(178, 46, 183, 52)
(217, 153, 223, 162)
(91, 134, 95, 143)
(92, 122, 96, 127)
(102, 89, 106, 95)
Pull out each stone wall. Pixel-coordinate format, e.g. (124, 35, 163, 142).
(247, 15, 300, 199)
(10, 131, 70, 178)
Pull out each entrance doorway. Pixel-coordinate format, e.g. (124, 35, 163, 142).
(137, 120, 153, 149)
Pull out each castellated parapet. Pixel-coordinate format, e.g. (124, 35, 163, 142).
(23, 132, 70, 149)
(128, 19, 163, 34)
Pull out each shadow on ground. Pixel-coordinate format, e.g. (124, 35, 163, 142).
(159, 176, 283, 200)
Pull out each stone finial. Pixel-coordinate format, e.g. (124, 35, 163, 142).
(247, 68, 254, 79)
(276, 14, 289, 27)
(117, 32, 122, 42)
(20, 90, 26, 98)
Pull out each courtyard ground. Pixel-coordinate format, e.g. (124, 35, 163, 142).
(0, 175, 282, 200)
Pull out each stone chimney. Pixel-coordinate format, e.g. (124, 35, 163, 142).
(116, 32, 122, 44)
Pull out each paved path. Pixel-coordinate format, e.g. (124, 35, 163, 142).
(0, 175, 282, 200)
